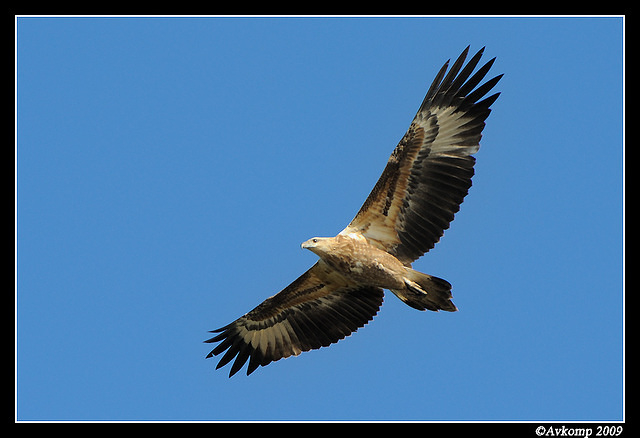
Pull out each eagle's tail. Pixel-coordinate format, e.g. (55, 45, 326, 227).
(390, 268, 458, 312)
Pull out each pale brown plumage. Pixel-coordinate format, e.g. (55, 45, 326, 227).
(206, 46, 502, 377)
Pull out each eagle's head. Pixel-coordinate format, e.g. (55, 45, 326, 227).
(301, 237, 331, 255)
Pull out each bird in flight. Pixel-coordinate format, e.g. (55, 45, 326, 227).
(205, 46, 502, 377)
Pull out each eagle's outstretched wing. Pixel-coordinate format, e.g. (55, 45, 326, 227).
(205, 261, 384, 377)
(341, 46, 502, 264)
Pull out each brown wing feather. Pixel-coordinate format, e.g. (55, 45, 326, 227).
(341, 46, 502, 264)
(205, 261, 384, 377)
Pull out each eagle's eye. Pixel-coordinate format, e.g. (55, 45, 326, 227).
(312, 238, 318, 243)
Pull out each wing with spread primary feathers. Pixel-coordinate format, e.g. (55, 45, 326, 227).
(341, 46, 502, 264)
(205, 262, 384, 377)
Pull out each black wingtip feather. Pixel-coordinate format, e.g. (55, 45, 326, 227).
(422, 60, 450, 107)
(420, 47, 501, 115)
(458, 74, 503, 112)
(436, 47, 470, 95)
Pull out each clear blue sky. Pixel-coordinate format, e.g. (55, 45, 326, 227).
(16, 16, 624, 421)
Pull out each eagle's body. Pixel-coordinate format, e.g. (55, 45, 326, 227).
(206, 46, 502, 377)
(302, 234, 407, 290)
(302, 234, 455, 312)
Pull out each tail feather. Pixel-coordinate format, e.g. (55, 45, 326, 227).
(391, 268, 458, 312)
